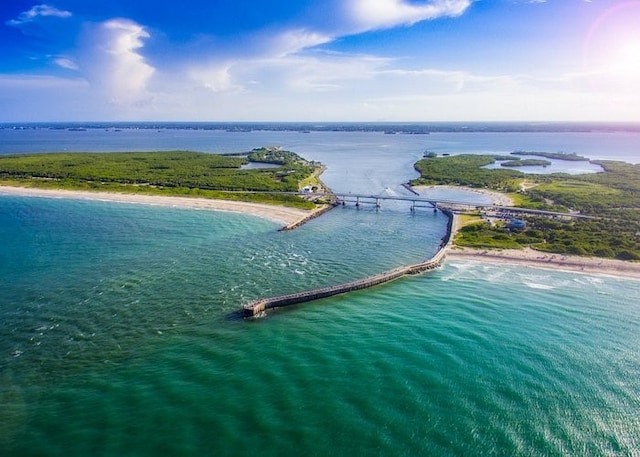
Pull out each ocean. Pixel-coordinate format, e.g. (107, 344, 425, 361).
(1, 124, 639, 456)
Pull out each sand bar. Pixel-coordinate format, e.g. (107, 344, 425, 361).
(0, 186, 318, 227)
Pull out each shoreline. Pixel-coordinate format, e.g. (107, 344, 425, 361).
(412, 184, 515, 207)
(0, 186, 321, 228)
(446, 245, 640, 280)
(3, 185, 638, 280)
(427, 193, 640, 280)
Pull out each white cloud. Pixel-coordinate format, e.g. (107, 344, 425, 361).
(79, 19, 155, 107)
(182, 1, 474, 96)
(344, 0, 472, 31)
(188, 64, 241, 93)
(6, 0, 637, 122)
(6, 4, 72, 26)
(54, 57, 79, 70)
(268, 29, 333, 57)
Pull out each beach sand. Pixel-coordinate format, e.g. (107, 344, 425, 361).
(412, 185, 515, 207)
(447, 246, 640, 280)
(0, 186, 322, 228)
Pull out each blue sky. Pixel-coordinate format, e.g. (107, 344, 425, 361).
(1, 0, 639, 122)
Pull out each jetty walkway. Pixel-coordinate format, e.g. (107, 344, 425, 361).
(242, 209, 454, 317)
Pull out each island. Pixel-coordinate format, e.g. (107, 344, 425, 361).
(499, 159, 552, 168)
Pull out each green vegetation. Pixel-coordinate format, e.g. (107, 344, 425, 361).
(248, 146, 311, 166)
(413, 153, 640, 260)
(411, 154, 523, 191)
(511, 151, 589, 161)
(0, 150, 324, 209)
(456, 217, 640, 260)
(500, 159, 552, 167)
(528, 162, 640, 216)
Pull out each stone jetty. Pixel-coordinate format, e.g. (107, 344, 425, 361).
(242, 209, 454, 317)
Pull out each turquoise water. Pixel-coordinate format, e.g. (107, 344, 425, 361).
(2, 196, 639, 456)
(1, 126, 640, 456)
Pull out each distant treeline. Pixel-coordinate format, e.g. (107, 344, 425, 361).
(510, 151, 589, 161)
(500, 159, 552, 167)
(3, 121, 640, 134)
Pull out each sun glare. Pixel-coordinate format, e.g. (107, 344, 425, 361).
(583, 1, 640, 91)
(613, 39, 640, 75)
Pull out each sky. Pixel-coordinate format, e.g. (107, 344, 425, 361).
(1, 0, 640, 122)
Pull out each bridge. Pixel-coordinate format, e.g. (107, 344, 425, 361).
(333, 192, 468, 211)
(302, 191, 596, 220)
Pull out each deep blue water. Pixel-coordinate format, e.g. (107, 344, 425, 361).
(1, 126, 639, 456)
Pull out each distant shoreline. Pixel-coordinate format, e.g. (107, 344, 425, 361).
(0, 186, 320, 228)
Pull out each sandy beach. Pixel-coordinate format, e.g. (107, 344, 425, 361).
(446, 246, 640, 279)
(415, 193, 640, 279)
(0, 186, 320, 228)
(412, 185, 515, 207)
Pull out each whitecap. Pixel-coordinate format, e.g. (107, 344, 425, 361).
(524, 282, 555, 290)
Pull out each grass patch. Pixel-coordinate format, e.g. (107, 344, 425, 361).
(535, 180, 621, 198)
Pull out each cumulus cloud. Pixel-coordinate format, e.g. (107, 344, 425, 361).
(185, 1, 474, 94)
(1, 0, 482, 120)
(79, 19, 155, 106)
(6, 4, 72, 26)
(344, 0, 472, 31)
(188, 64, 241, 93)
